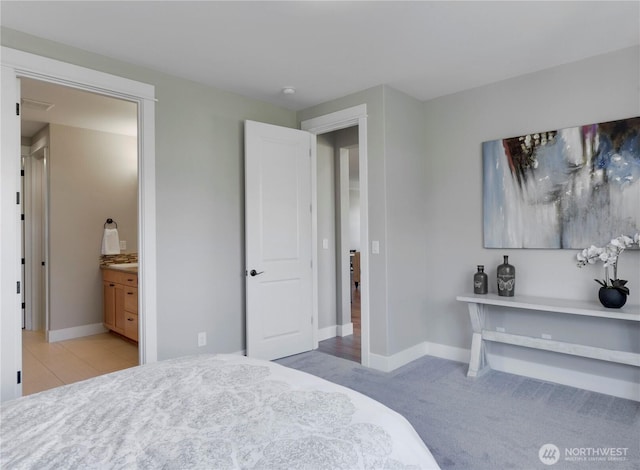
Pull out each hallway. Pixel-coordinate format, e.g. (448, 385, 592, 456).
(318, 285, 361, 363)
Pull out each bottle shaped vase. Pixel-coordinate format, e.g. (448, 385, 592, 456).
(497, 255, 515, 297)
(473, 265, 488, 294)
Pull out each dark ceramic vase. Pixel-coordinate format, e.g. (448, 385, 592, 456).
(598, 287, 627, 309)
(474, 265, 488, 294)
(497, 255, 515, 297)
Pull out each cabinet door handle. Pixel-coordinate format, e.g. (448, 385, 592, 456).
(127, 292, 134, 295)
(127, 317, 134, 321)
(127, 278, 134, 282)
(109, 284, 115, 287)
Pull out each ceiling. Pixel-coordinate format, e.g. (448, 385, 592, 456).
(3, 1, 639, 133)
(20, 78, 138, 138)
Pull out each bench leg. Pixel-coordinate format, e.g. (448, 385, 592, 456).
(467, 303, 488, 377)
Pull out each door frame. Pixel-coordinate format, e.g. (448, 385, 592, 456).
(24, 140, 49, 334)
(301, 104, 370, 367)
(0, 47, 158, 401)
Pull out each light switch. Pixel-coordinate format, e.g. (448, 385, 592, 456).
(322, 238, 329, 249)
(372, 240, 380, 254)
(119, 240, 127, 250)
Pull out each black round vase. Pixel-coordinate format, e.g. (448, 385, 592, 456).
(598, 287, 627, 309)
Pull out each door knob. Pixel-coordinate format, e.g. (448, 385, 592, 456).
(249, 269, 264, 277)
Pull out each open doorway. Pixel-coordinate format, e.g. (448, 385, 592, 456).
(1, 47, 157, 402)
(314, 126, 362, 363)
(301, 104, 370, 367)
(20, 78, 139, 394)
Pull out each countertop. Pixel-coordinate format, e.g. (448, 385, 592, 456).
(101, 265, 138, 275)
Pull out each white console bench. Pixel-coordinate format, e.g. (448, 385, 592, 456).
(456, 293, 640, 377)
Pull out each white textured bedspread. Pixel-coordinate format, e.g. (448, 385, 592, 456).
(1, 354, 439, 469)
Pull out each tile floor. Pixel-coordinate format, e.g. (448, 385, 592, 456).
(22, 329, 138, 396)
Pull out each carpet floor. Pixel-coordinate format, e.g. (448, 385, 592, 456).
(276, 351, 639, 470)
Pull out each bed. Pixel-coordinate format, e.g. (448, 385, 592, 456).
(1, 354, 440, 469)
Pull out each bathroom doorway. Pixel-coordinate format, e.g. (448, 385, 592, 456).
(1, 48, 157, 401)
(20, 78, 139, 393)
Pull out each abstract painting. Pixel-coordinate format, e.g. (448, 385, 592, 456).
(483, 117, 640, 249)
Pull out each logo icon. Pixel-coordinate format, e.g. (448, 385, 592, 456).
(539, 443, 560, 465)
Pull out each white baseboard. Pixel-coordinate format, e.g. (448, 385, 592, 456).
(318, 323, 353, 342)
(318, 326, 337, 342)
(425, 341, 470, 363)
(487, 353, 640, 402)
(369, 341, 466, 373)
(363, 340, 639, 401)
(369, 342, 428, 373)
(337, 322, 353, 337)
(47, 323, 107, 343)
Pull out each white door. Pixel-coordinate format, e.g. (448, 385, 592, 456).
(245, 120, 314, 360)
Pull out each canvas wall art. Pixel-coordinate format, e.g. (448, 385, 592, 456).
(483, 117, 640, 249)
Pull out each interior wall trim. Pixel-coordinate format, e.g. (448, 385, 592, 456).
(47, 323, 108, 343)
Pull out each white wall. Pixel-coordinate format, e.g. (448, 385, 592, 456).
(335, 129, 361, 252)
(383, 86, 429, 354)
(48, 124, 137, 331)
(316, 133, 337, 330)
(422, 46, 640, 388)
(24, 127, 48, 332)
(349, 188, 360, 251)
(1, 28, 297, 358)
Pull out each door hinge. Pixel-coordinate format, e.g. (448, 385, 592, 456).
(20, 169, 24, 176)
(17, 371, 21, 384)
(21, 213, 25, 221)
(22, 302, 25, 309)
(16, 192, 20, 205)
(16, 103, 20, 116)
(21, 258, 25, 265)
(17, 281, 21, 294)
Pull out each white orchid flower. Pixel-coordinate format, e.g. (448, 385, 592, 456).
(576, 234, 639, 286)
(587, 245, 602, 257)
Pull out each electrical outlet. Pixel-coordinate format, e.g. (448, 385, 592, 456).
(372, 241, 380, 254)
(322, 238, 329, 249)
(496, 327, 506, 333)
(119, 240, 126, 250)
(542, 333, 552, 340)
(198, 332, 207, 347)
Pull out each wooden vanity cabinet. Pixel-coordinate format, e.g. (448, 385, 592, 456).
(123, 285, 138, 342)
(102, 268, 138, 342)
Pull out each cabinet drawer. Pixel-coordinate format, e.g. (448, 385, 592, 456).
(124, 287, 138, 313)
(124, 313, 138, 342)
(102, 269, 138, 287)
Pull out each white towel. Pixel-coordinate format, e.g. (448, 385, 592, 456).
(101, 228, 121, 255)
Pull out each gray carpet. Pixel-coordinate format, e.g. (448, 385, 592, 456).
(276, 351, 640, 470)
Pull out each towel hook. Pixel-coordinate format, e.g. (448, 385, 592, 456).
(104, 218, 118, 229)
